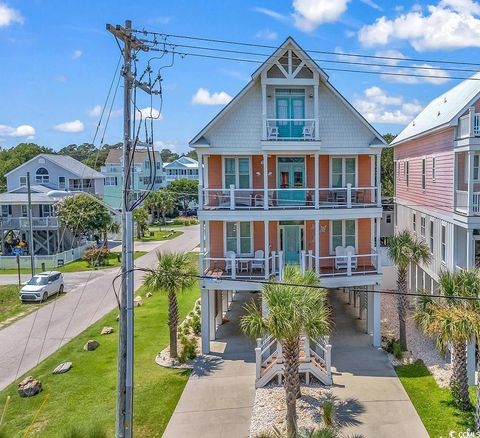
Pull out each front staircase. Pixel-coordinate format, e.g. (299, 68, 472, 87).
(255, 335, 332, 388)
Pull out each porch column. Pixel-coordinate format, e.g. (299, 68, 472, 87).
(466, 228, 474, 269)
(263, 154, 269, 211)
(367, 289, 373, 335)
(262, 83, 267, 140)
(215, 290, 223, 327)
(264, 220, 270, 278)
(198, 154, 204, 210)
(467, 150, 474, 216)
(313, 82, 319, 140)
(314, 220, 320, 274)
(199, 220, 205, 275)
(314, 153, 319, 209)
(222, 291, 228, 315)
(376, 153, 382, 207)
(454, 152, 458, 212)
(201, 288, 210, 354)
(372, 285, 381, 347)
(209, 289, 216, 341)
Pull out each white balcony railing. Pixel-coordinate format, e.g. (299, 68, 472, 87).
(265, 119, 317, 141)
(201, 184, 379, 210)
(455, 190, 480, 215)
(457, 111, 480, 139)
(0, 216, 59, 229)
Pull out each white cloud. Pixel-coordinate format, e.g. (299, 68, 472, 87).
(354, 86, 423, 124)
(71, 49, 82, 60)
(254, 7, 288, 21)
(292, 0, 350, 31)
(359, 0, 480, 51)
(360, 0, 382, 10)
(0, 2, 23, 27)
(192, 88, 232, 105)
(0, 124, 35, 137)
(255, 29, 278, 41)
(88, 105, 102, 117)
(54, 120, 84, 133)
(136, 107, 162, 119)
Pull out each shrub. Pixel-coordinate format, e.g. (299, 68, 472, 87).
(172, 217, 199, 226)
(385, 337, 403, 360)
(82, 246, 110, 267)
(178, 335, 196, 363)
(321, 397, 336, 427)
(190, 313, 201, 336)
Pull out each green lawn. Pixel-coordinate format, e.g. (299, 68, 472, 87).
(0, 277, 200, 436)
(395, 361, 476, 437)
(0, 251, 147, 275)
(135, 229, 183, 242)
(0, 284, 45, 326)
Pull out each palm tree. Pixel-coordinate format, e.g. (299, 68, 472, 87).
(143, 252, 197, 358)
(388, 230, 431, 351)
(145, 190, 176, 227)
(414, 270, 480, 411)
(241, 266, 332, 438)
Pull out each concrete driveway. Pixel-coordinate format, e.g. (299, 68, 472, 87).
(0, 225, 199, 390)
(330, 291, 428, 438)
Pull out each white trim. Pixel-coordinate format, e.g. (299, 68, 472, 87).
(278, 221, 305, 261)
(329, 219, 358, 254)
(329, 156, 358, 187)
(222, 156, 253, 189)
(223, 221, 254, 256)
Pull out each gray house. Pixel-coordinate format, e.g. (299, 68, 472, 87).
(0, 154, 105, 256)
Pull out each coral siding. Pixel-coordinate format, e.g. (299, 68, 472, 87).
(357, 218, 372, 267)
(269, 221, 278, 251)
(209, 221, 224, 258)
(207, 155, 222, 188)
(358, 155, 371, 187)
(394, 128, 455, 213)
(305, 221, 314, 252)
(253, 221, 264, 251)
(252, 155, 262, 189)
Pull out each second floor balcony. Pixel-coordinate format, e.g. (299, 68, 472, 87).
(264, 119, 318, 141)
(0, 216, 59, 230)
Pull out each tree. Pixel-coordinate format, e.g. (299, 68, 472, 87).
(414, 269, 480, 411)
(58, 142, 121, 171)
(185, 150, 198, 161)
(241, 266, 331, 438)
(160, 148, 179, 163)
(166, 179, 198, 212)
(387, 230, 431, 351)
(55, 194, 113, 241)
(143, 252, 197, 358)
(133, 207, 148, 239)
(380, 134, 396, 198)
(145, 190, 176, 225)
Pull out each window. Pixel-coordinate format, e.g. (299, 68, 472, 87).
(406, 161, 409, 187)
(331, 157, 356, 188)
(420, 216, 426, 238)
(386, 214, 391, 224)
(0, 205, 11, 217)
(413, 213, 416, 232)
(58, 176, 66, 189)
(21, 205, 27, 217)
(35, 167, 49, 184)
(40, 204, 52, 217)
(432, 157, 436, 181)
(441, 224, 446, 263)
(422, 159, 426, 190)
(464, 154, 480, 182)
(224, 157, 250, 189)
(156, 162, 162, 170)
(429, 220, 434, 253)
(331, 219, 356, 251)
(19, 176, 27, 187)
(105, 176, 118, 186)
(225, 222, 252, 255)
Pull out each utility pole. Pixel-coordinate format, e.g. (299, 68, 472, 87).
(107, 20, 148, 438)
(26, 172, 35, 277)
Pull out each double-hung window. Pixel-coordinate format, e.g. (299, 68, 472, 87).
(1, 205, 11, 217)
(19, 176, 27, 187)
(331, 157, 356, 188)
(429, 219, 434, 253)
(58, 176, 66, 189)
(224, 157, 250, 189)
(21, 205, 28, 217)
(331, 219, 356, 251)
(105, 176, 118, 186)
(432, 157, 436, 181)
(441, 224, 446, 263)
(420, 216, 426, 238)
(406, 161, 409, 187)
(225, 222, 252, 255)
(422, 159, 426, 190)
(413, 213, 416, 232)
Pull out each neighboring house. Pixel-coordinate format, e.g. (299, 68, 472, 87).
(0, 154, 105, 256)
(190, 37, 386, 386)
(391, 73, 480, 383)
(380, 198, 394, 247)
(101, 149, 164, 210)
(163, 156, 199, 184)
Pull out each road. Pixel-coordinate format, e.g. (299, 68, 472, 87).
(0, 226, 199, 391)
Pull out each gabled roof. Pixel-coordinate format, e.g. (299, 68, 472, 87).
(190, 36, 386, 147)
(163, 156, 198, 169)
(5, 154, 104, 179)
(392, 72, 480, 146)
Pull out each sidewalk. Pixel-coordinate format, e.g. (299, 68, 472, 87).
(330, 290, 428, 438)
(163, 291, 256, 438)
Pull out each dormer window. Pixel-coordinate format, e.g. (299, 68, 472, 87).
(35, 167, 49, 184)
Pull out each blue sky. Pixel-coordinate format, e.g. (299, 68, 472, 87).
(1, 0, 480, 153)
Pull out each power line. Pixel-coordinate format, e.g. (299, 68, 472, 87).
(132, 29, 480, 68)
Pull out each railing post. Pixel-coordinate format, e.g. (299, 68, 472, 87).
(469, 106, 476, 137)
(346, 183, 352, 208)
(277, 342, 283, 364)
(325, 343, 332, 378)
(308, 250, 313, 270)
(278, 251, 284, 281)
(229, 184, 235, 210)
(347, 253, 352, 276)
(300, 250, 306, 273)
(231, 253, 236, 279)
(198, 184, 204, 211)
(255, 339, 261, 379)
(271, 251, 276, 275)
(304, 336, 311, 363)
(263, 153, 269, 211)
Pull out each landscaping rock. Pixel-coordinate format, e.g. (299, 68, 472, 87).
(101, 326, 114, 335)
(145, 292, 153, 298)
(53, 362, 72, 374)
(18, 376, 42, 397)
(134, 296, 143, 307)
(83, 340, 99, 351)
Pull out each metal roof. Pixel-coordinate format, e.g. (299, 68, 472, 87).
(163, 156, 198, 169)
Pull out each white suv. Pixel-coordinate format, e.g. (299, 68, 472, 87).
(20, 271, 65, 303)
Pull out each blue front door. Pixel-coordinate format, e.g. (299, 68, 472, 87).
(275, 95, 305, 139)
(277, 157, 305, 206)
(282, 225, 301, 264)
